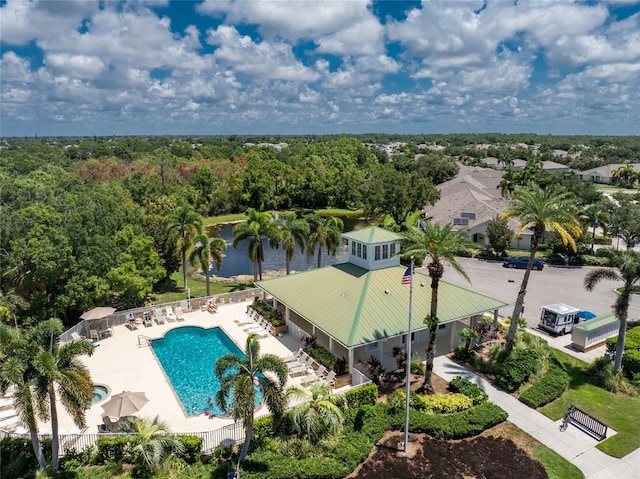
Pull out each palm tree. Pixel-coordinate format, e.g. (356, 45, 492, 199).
(215, 333, 288, 463)
(584, 249, 640, 373)
(166, 204, 202, 290)
(189, 234, 226, 297)
(121, 415, 185, 471)
(401, 222, 475, 392)
(31, 318, 95, 472)
(612, 162, 636, 186)
(285, 381, 344, 444)
(274, 212, 309, 274)
(0, 324, 46, 469)
(307, 215, 344, 268)
(232, 208, 277, 281)
(501, 184, 582, 356)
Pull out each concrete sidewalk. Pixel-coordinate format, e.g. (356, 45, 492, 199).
(433, 356, 640, 479)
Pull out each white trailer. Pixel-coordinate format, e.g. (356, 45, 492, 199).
(538, 303, 582, 335)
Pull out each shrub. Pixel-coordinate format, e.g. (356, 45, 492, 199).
(96, 435, 136, 463)
(0, 437, 37, 479)
(345, 383, 378, 409)
(447, 376, 488, 405)
(495, 349, 541, 392)
(518, 363, 569, 408)
(414, 392, 474, 414)
(175, 435, 203, 464)
(452, 344, 474, 362)
(306, 344, 336, 371)
(410, 358, 425, 374)
(622, 349, 640, 379)
(408, 401, 507, 439)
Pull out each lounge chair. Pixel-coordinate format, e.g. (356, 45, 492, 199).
(235, 312, 256, 325)
(154, 308, 166, 325)
(243, 318, 268, 334)
(289, 358, 314, 377)
(287, 352, 310, 370)
(282, 347, 304, 363)
(301, 365, 327, 386)
(165, 306, 177, 322)
(174, 306, 185, 321)
(323, 371, 337, 387)
(70, 332, 83, 341)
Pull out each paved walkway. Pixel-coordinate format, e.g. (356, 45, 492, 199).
(433, 356, 640, 479)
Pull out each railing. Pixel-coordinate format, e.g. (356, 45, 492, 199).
(351, 365, 372, 387)
(60, 289, 261, 343)
(137, 335, 152, 347)
(1, 421, 246, 456)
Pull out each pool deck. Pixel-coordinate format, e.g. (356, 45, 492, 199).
(37, 301, 307, 436)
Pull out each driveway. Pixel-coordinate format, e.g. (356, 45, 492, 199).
(437, 257, 640, 330)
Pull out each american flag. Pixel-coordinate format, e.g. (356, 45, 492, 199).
(401, 265, 413, 284)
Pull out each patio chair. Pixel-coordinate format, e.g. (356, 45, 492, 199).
(180, 300, 189, 312)
(165, 306, 177, 322)
(154, 308, 166, 325)
(174, 306, 185, 321)
(301, 365, 327, 386)
(323, 371, 337, 387)
(89, 330, 100, 342)
(289, 358, 314, 377)
(282, 347, 304, 363)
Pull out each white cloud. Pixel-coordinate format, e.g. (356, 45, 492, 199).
(207, 25, 320, 82)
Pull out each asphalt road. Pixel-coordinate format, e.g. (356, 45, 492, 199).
(431, 257, 640, 330)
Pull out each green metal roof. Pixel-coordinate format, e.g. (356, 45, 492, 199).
(256, 263, 508, 348)
(341, 226, 402, 244)
(572, 312, 618, 332)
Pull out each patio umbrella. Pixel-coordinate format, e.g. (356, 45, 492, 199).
(101, 391, 149, 418)
(577, 311, 597, 320)
(80, 307, 116, 320)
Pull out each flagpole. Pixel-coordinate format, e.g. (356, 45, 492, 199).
(403, 257, 414, 453)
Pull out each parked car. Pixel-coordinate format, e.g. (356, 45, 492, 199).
(502, 256, 544, 270)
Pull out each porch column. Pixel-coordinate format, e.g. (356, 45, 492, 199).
(329, 337, 334, 354)
(348, 348, 354, 374)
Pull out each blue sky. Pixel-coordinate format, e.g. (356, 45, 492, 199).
(1, 0, 639, 137)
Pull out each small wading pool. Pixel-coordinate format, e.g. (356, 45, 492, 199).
(151, 326, 262, 416)
(92, 385, 109, 404)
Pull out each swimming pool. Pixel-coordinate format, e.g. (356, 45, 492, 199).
(151, 326, 259, 416)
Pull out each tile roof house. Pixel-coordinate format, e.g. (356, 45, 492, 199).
(425, 165, 534, 250)
(255, 226, 507, 380)
(579, 163, 640, 184)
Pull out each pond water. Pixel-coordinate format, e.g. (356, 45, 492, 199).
(205, 218, 367, 278)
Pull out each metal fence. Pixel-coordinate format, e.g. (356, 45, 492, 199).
(60, 289, 261, 343)
(1, 420, 246, 456)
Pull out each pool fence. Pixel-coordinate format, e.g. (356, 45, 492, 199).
(1, 420, 246, 457)
(60, 288, 261, 343)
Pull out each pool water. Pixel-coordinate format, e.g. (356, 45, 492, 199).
(152, 326, 260, 416)
(92, 385, 108, 404)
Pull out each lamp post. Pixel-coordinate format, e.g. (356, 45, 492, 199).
(187, 287, 191, 311)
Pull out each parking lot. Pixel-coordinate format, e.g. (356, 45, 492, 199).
(437, 257, 640, 331)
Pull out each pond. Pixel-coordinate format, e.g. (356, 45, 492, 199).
(205, 218, 368, 278)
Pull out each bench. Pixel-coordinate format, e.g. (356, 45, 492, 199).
(562, 404, 608, 441)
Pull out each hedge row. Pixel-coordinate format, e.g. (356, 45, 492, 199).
(409, 392, 474, 414)
(518, 362, 569, 408)
(95, 434, 202, 464)
(345, 383, 378, 409)
(407, 401, 508, 440)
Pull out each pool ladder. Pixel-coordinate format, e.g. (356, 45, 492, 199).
(137, 335, 152, 348)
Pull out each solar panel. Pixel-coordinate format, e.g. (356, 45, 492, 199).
(453, 218, 469, 226)
(460, 212, 476, 220)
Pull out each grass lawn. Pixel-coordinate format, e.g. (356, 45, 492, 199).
(202, 212, 247, 226)
(533, 445, 584, 479)
(539, 349, 640, 458)
(149, 269, 254, 304)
